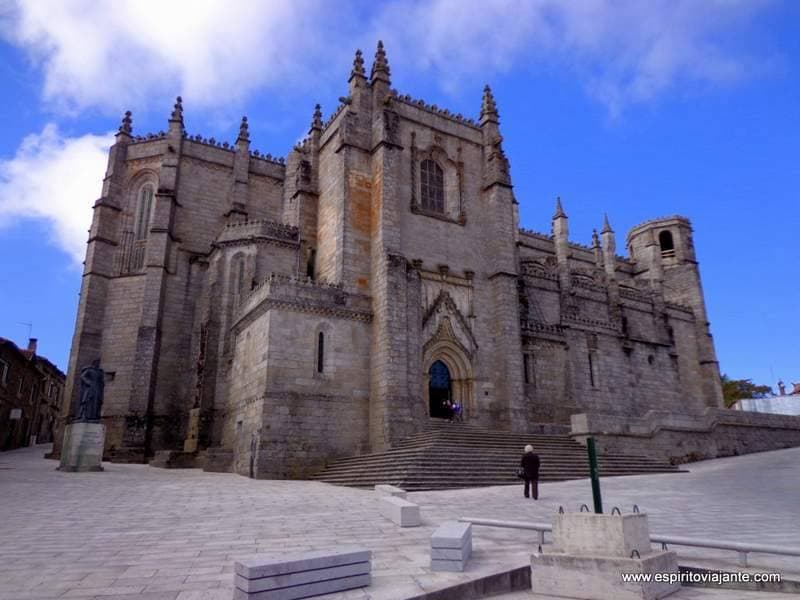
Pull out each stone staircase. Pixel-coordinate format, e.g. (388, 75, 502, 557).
(312, 420, 684, 491)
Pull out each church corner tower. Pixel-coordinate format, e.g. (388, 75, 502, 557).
(627, 216, 723, 410)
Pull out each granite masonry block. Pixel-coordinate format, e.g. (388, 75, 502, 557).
(430, 521, 472, 549)
(379, 496, 421, 527)
(233, 547, 370, 600)
(235, 547, 370, 580)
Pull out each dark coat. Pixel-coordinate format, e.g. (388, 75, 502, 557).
(521, 452, 540, 479)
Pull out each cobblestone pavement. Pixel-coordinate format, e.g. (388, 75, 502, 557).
(1, 445, 798, 600)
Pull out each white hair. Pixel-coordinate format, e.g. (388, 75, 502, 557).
(524, 444, 534, 453)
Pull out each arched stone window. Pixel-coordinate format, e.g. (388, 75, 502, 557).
(420, 159, 444, 213)
(134, 183, 155, 242)
(659, 230, 675, 254)
(130, 183, 155, 271)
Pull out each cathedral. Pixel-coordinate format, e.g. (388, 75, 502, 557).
(55, 42, 724, 478)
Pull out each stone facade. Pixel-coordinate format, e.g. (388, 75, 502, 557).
(54, 43, 724, 477)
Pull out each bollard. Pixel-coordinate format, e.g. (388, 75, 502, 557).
(587, 437, 603, 514)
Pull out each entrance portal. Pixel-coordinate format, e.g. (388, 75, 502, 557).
(429, 360, 452, 419)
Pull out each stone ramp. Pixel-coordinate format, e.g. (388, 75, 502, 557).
(313, 421, 684, 491)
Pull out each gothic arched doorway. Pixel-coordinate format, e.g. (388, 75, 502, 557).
(428, 360, 452, 418)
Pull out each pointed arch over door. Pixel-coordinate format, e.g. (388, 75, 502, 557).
(423, 317, 476, 420)
(428, 360, 452, 418)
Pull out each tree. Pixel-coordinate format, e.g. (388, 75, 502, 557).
(721, 374, 773, 408)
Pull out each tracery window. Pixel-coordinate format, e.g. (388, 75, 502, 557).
(129, 183, 155, 272)
(420, 159, 444, 213)
(134, 184, 155, 241)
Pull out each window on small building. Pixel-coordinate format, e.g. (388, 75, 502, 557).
(659, 230, 674, 254)
(0, 359, 8, 385)
(316, 332, 325, 374)
(588, 353, 597, 388)
(420, 159, 444, 213)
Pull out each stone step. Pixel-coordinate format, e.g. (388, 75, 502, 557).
(320, 460, 676, 472)
(312, 424, 681, 490)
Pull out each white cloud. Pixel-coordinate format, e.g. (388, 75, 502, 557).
(1, 0, 773, 116)
(4, 0, 344, 112)
(0, 125, 113, 264)
(372, 0, 772, 115)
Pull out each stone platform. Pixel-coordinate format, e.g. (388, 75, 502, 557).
(0, 444, 798, 599)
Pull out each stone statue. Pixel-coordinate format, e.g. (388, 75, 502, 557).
(76, 359, 104, 422)
(778, 380, 786, 396)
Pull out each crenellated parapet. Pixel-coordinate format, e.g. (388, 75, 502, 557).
(392, 91, 481, 129)
(234, 272, 373, 331)
(214, 219, 299, 247)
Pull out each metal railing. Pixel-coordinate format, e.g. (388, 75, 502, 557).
(459, 517, 800, 567)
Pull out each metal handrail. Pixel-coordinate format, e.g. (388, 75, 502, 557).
(458, 517, 800, 567)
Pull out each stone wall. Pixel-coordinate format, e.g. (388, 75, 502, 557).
(571, 409, 800, 464)
(226, 277, 372, 477)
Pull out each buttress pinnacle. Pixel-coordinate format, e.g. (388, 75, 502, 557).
(480, 85, 499, 121)
(170, 96, 183, 122)
(238, 116, 249, 142)
(311, 104, 323, 131)
(553, 196, 567, 219)
(351, 49, 366, 79)
(601, 213, 614, 234)
(119, 111, 132, 135)
(371, 40, 390, 82)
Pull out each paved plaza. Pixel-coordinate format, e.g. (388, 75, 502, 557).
(1, 444, 798, 600)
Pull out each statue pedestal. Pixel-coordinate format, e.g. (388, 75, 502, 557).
(59, 422, 106, 472)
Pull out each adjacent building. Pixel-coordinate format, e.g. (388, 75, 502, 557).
(0, 337, 66, 451)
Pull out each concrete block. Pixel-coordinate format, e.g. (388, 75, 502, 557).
(379, 496, 421, 527)
(431, 558, 467, 572)
(374, 484, 407, 498)
(235, 547, 370, 579)
(431, 542, 472, 560)
(431, 521, 472, 572)
(431, 521, 472, 549)
(531, 549, 679, 600)
(58, 422, 105, 472)
(235, 561, 369, 593)
(553, 512, 652, 558)
(232, 573, 371, 600)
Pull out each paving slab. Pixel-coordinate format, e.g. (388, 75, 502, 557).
(1, 444, 798, 600)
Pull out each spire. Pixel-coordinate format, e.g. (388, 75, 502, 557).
(170, 96, 183, 123)
(602, 213, 613, 234)
(238, 116, 249, 142)
(553, 196, 567, 219)
(118, 110, 132, 135)
(370, 40, 390, 83)
(311, 104, 323, 132)
(480, 85, 499, 122)
(592, 229, 600, 248)
(350, 49, 366, 80)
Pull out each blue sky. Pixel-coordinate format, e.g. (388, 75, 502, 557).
(0, 0, 798, 390)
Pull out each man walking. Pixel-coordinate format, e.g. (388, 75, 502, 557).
(520, 444, 540, 500)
